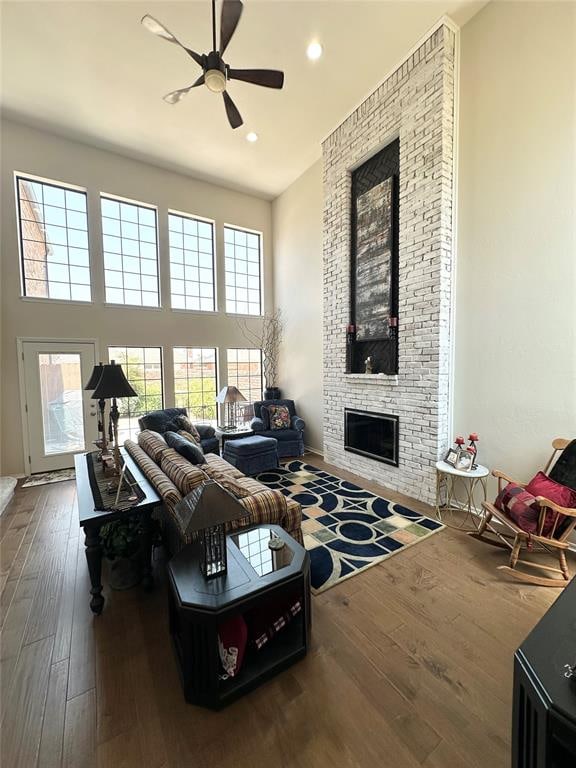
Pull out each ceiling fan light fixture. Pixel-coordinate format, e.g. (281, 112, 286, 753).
(205, 68, 226, 93)
(246, 131, 258, 143)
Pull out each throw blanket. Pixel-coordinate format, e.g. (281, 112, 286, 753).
(549, 440, 576, 492)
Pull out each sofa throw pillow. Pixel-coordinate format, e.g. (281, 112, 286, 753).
(137, 429, 169, 463)
(525, 471, 576, 536)
(494, 483, 541, 534)
(259, 405, 271, 430)
(165, 431, 206, 465)
(267, 404, 290, 431)
(175, 414, 201, 444)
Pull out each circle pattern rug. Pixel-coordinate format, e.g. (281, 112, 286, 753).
(256, 460, 444, 594)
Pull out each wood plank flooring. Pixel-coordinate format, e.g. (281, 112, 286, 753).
(0, 454, 563, 768)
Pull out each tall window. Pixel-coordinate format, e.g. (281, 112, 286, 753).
(169, 213, 215, 311)
(227, 349, 263, 407)
(107, 346, 163, 442)
(173, 347, 218, 424)
(224, 226, 262, 315)
(101, 196, 159, 307)
(16, 175, 91, 301)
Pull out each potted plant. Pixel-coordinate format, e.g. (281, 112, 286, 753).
(238, 309, 283, 400)
(100, 515, 144, 590)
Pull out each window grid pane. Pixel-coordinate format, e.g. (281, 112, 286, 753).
(16, 176, 91, 301)
(173, 347, 218, 424)
(107, 346, 164, 442)
(169, 213, 215, 312)
(102, 196, 159, 307)
(224, 226, 262, 315)
(227, 348, 263, 416)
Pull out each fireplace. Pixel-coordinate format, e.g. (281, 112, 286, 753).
(344, 409, 399, 467)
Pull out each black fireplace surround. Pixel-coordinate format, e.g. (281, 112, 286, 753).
(344, 409, 399, 466)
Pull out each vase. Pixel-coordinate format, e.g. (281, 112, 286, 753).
(264, 387, 281, 401)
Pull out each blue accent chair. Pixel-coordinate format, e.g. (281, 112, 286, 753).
(250, 399, 305, 458)
(137, 407, 220, 455)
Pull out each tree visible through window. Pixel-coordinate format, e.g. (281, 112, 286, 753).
(173, 347, 218, 424)
(226, 349, 263, 418)
(16, 175, 91, 301)
(108, 346, 163, 442)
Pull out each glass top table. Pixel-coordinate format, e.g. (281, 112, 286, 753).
(229, 527, 294, 577)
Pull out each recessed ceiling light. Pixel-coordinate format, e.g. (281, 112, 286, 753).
(306, 41, 323, 61)
(246, 132, 259, 143)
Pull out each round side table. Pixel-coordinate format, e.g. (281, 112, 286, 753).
(435, 460, 490, 531)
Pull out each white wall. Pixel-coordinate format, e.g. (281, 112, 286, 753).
(1, 119, 272, 475)
(272, 160, 324, 452)
(454, 1, 576, 487)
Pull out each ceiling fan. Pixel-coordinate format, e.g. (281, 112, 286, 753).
(141, 0, 284, 129)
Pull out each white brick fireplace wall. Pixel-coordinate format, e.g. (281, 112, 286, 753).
(322, 22, 457, 504)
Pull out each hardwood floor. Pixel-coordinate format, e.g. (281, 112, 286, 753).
(0, 454, 563, 768)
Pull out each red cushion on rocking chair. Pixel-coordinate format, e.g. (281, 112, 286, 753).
(494, 483, 541, 534)
(525, 471, 576, 536)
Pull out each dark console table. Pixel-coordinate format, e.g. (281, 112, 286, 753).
(513, 578, 576, 767)
(75, 448, 160, 615)
(167, 524, 311, 709)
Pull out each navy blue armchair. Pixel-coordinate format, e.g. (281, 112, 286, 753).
(137, 407, 219, 455)
(250, 399, 305, 458)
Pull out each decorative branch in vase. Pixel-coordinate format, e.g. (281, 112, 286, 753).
(238, 309, 283, 400)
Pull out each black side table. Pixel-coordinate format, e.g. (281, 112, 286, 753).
(167, 525, 311, 709)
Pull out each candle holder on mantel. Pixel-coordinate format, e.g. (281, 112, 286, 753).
(388, 316, 398, 343)
(346, 323, 356, 372)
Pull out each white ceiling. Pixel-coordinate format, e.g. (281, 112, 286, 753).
(1, 1, 485, 198)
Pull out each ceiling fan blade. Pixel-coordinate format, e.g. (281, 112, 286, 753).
(227, 68, 284, 89)
(223, 90, 243, 129)
(141, 15, 204, 67)
(219, 0, 243, 55)
(163, 75, 205, 104)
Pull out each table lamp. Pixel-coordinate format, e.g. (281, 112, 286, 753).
(174, 481, 246, 579)
(216, 386, 246, 429)
(84, 362, 107, 455)
(91, 361, 137, 473)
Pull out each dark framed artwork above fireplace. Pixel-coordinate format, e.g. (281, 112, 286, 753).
(347, 139, 399, 375)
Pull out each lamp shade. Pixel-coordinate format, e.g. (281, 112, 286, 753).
(216, 385, 246, 404)
(91, 361, 137, 399)
(84, 363, 104, 390)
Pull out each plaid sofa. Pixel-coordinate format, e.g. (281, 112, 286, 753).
(125, 430, 303, 554)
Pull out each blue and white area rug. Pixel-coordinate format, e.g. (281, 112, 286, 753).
(256, 460, 444, 594)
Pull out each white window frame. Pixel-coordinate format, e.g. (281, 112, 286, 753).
(173, 347, 219, 424)
(101, 193, 160, 308)
(223, 224, 263, 317)
(14, 172, 92, 303)
(168, 209, 217, 313)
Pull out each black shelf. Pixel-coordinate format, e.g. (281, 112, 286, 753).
(219, 618, 306, 703)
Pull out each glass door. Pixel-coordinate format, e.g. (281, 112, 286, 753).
(21, 341, 98, 473)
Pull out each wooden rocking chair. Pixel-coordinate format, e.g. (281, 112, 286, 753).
(472, 438, 576, 587)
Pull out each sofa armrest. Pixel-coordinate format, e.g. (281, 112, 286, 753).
(250, 416, 265, 432)
(196, 424, 215, 439)
(291, 415, 305, 432)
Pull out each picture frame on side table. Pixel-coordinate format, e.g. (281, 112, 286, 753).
(455, 450, 474, 472)
(444, 448, 459, 467)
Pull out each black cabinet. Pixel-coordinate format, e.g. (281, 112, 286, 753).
(167, 525, 311, 709)
(512, 579, 576, 767)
